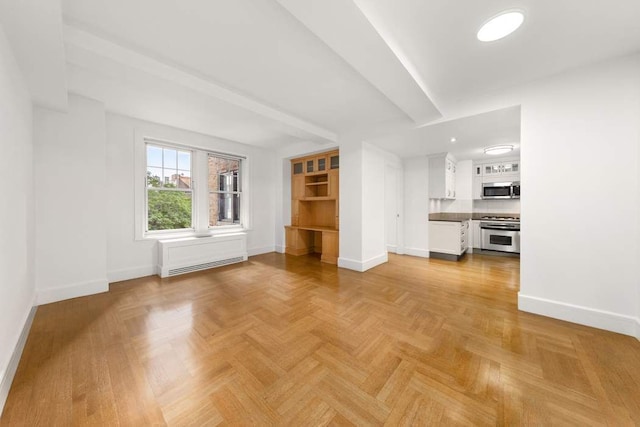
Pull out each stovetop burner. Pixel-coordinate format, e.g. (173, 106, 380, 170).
(481, 216, 519, 221)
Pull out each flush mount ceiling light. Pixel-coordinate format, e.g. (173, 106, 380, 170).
(477, 10, 524, 42)
(484, 145, 513, 155)
(450, 137, 457, 143)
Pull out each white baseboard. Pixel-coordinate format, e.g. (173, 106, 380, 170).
(275, 245, 285, 254)
(387, 244, 398, 254)
(403, 247, 429, 258)
(519, 293, 640, 339)
(108, 265, 156, 283)
(247, 246, 276, 257)
(338, 253, 388, 272)
(1, 305, 36, 416)
(36, 279, 109, 305)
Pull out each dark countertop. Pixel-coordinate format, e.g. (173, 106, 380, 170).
(429, 212, 520, 222)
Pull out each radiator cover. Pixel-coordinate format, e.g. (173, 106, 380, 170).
(157, 233, 248, 278)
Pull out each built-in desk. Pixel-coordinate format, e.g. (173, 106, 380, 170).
(285, 225, 338, 264)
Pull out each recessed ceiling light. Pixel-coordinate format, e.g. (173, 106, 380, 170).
(484, 145, 513, 155)
(450, 137, 457, 143)
(477, 11, 524, 42)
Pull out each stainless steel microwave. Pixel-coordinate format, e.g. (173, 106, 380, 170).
(482, 181, 520, 199)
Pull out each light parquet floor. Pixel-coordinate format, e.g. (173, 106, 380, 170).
(2, 253, 640, 425)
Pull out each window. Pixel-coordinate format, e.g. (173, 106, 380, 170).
(208, 154, 241, 227)
(137, 136, 247, 239)
(146, 144, 193, 232)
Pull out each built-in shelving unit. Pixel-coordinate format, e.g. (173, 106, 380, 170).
(285, 149, 339, 264)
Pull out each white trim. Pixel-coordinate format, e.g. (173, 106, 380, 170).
(107, 266, 157, 283)
(338, 252, 388, 272)
(247, 246, 276, 257)
(403, 247, 430, 258)
(518, 293, 640, 339)
(36, 279, 109, 305)
(275, 245, 286, 254)
(0, 304, 36, 417)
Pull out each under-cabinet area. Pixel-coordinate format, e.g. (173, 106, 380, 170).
(285, 149, 339, 264)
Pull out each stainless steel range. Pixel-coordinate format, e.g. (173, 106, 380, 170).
(480, 219, 520, 253)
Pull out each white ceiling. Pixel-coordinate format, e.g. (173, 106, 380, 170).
(354, 0, 640, 113)
(3, 0, 639, 152)
(61, 0, 412, 134)
(367, 106, 521, 161)
(0, 0, 68, 110)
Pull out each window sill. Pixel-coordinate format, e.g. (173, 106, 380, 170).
(140, 226, 247, 241)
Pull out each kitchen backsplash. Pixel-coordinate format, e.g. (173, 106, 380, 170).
(430, 198, 520, 214)
(473, 199, 520, 213)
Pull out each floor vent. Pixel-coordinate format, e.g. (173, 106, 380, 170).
(167, 256, 244, 277)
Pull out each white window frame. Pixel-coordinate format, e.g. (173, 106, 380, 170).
(144, 142, 196, 236)
(135, 132, 250, 241)
(207, 152, 243, 230)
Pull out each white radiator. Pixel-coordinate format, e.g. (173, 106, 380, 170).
(157, 233, 248, 278)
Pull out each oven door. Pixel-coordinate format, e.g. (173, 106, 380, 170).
(482, 183, 512, 199)
(482, 229, 520, 253)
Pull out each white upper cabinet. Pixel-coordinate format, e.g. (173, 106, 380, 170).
(483, 161, 519, 177)
(473, 158, 520, 199)
(429, 153, 457, 199)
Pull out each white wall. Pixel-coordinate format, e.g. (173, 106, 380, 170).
(33, 95, 108, 304)
(337, 140, 392, 271)
(106, 113, 277, 282)
(338, 139, 364, 269)
(361, 143, 390, 267)
(0, 24, 35, 408)
(403, 156, 429, 257)
(519, 54, 640, 338)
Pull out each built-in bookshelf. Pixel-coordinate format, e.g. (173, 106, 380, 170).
(285, 149, 339, 264)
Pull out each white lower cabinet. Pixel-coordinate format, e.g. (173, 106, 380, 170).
(429, 220, 469, 257)
(471, 220, 482, 249)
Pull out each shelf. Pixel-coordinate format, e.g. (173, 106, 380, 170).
(305, 182, 328, 186)
(300, 196, 335, 201)
(286, 225, 338, 233)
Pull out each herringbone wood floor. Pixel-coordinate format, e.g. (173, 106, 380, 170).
(2, 253, 640, 425)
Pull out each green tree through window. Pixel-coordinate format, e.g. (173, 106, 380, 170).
(146, 143, 193, 231)
(146, 172, 192, 230)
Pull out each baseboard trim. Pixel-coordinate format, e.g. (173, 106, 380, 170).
(403, 247, 429, 258)
(338, 253, 388, 272)
(519, 293, 640, 339)
(36, 279, 109, 305)
(387, 244, 398, 254)
(108, 265, 156, 283)
(247, 246, 276, 257)
(1, 306, 36, 416)
(275, 245, 285, 254)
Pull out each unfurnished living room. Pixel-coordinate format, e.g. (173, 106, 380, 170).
(1, 1, 640, 425)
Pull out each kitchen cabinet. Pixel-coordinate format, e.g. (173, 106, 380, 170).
(429, 220, 469, 259)
(473, 159, 520, 199)
(428, 153, 457, 199)
(471, 220, 482, 249)
(483, 161, 519, 176)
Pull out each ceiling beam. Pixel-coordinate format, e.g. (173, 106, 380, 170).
(275, 0, 442, 126)
(63, 24, 338, 144)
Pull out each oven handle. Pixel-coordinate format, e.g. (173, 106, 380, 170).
(480, 226, 520, 231)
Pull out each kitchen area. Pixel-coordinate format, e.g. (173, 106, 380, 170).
(428, 152, 521, 260)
